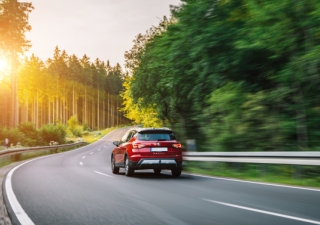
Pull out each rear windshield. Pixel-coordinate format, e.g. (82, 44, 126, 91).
(137, 131, 176, 141)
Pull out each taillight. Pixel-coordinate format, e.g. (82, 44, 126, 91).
(172, 143, 182, 148)
(133, 144, 145, 149)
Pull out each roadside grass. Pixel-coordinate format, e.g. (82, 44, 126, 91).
(81, 127, 118, 144)
(183, 161, 320, 188)
(68, 125, 129, 144)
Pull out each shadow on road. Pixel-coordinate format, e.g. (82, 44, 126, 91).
(115, 170, 195, 180)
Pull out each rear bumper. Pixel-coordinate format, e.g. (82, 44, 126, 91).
(129, 158, 182, 170)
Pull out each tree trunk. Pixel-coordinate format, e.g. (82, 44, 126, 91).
(85, 85, 87, 124)
(26, 92, 29, 122)
(73, 84, 75, 117)
(36, 90, 39, 129)
(97, 88, 100, 130)
(108, 93, 110, 128)
(103, 96, 105, 128)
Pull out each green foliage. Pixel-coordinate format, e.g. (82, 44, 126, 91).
(82, 123, 91, 132)
(120, 77, 163, 127)
(17, 122, 40, 146)
(72, 126, 83, 138)
(123, 0, 320, 152)
(39, 124, 67, 145)
(0, 126, 26, 147)
(67, 115, 78, 130)
(0, 0, 34, 55)
(67, 116, 84, 137)
(106, 63, 124, 95)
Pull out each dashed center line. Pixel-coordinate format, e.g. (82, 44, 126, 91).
(98, 149, 101, 151)
(202, 199, 320, 225)
(94, 171, 113, 178)
(90, 152, 94, 155)
(82, 156, 86, 159)
(79, 162, 83, 166)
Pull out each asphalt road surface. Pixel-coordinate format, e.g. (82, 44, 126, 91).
(4, 127, 320, 225)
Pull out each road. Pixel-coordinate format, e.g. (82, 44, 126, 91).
(4, 127, 320, 225)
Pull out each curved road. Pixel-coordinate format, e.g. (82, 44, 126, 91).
(4, 128, 320, 225)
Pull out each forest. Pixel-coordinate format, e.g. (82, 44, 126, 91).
(122, 0, 320, 152)
(0, 0, 128, 146)
(0, 47, 126, 130)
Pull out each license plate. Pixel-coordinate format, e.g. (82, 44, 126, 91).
(150, 147, 168, 152)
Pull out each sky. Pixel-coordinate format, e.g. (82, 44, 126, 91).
(25, 0, 181, 68)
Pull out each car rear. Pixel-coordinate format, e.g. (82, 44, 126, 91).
(128, 129, 183, 174)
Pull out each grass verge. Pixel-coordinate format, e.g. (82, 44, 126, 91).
(82, 127, 118, 143)
(183, 161, 320, 188)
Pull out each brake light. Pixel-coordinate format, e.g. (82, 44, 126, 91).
(172, 143, 182, 148)
(133, 144, 145, 149)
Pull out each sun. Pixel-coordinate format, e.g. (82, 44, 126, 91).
(0, 57, 10, 81)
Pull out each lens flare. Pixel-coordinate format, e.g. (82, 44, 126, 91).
(0, 58, 9, 80)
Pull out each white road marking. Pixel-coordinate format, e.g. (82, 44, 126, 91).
(82, 156, 86, 159)
(202, 199, 320, 224)
(79, 162, 83, 166)
(94, 171, 113, 178)
(98, 149, 101, 151)
(104, 146, 106, 148)
(187, 173, 320, 192)
(5, 161, 36, 225)
(90, 152, 94, 155)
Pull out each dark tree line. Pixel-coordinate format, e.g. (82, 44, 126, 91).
(122, 0, 320, 152)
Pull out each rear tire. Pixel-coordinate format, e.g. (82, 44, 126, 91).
(125, 156, 134, 177)
(111, 155, 119, 174)
(154, 169, 161, 175)
(171, 167, 181, 177)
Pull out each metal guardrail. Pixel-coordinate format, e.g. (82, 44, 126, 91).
(183, 152, 320, 166)
(1, 145, 319, 166)
(0, 142, 87, 157)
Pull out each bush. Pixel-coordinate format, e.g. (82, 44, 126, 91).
(82, 123, 91, 132)
(82, 130, 90, 135)
(0, 126, 26, 147)
(17, 122, 40, 146)
(67, 116, 84, 137)
(67, 115, 78, 131)
(39, 123, 67, 145)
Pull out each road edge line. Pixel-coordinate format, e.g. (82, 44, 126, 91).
(185, 172, 320, 192)
(202, 199, 320, 224)
(4, 159, 37, 225)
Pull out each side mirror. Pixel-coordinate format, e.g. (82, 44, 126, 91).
(113, 141, 119, 147)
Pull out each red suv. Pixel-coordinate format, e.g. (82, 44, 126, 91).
(111, 128, 183, 177)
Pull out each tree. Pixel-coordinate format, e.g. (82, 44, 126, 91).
(18, 54, 48, 128)
(0, 0, 33, 127)
(80, 54, 93, 125)
(121, 76, 162, 127)
(67, 54, 83, 117)
(123, 0, 320, 151)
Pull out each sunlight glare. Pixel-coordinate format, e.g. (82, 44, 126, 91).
(0, 57, 9, 81)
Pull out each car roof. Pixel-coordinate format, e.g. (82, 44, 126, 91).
(131, 127, 172, 133)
